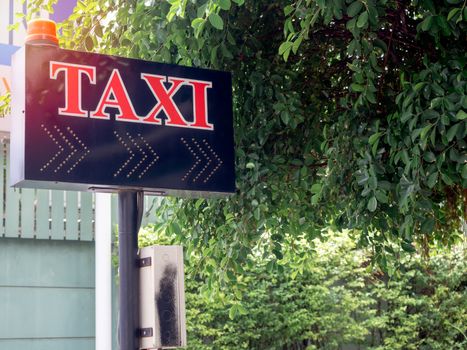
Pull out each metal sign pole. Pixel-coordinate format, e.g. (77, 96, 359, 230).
(12, 17, 235, 350)
(118, 191, 143, 350)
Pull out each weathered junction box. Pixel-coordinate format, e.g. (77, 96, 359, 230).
(139, 245, 186, 349)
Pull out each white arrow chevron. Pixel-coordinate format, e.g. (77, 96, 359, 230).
(40, 124, 64, 172)
(181, 138, 223, 183)
(181, 137, 201, 182)
(114, 132, 159, 179)
(113, 131, 134, 177)
(66, 127, 91, 174)
(126, 132, 147, 178)
(40, 125, 90, 174)
(202, 139, 223, 183)
(53, 125, 76, 173)
(137, 134, 159, 179)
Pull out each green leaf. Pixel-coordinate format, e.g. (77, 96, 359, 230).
(369, 53, 380, 71)
(85, 36, 94, 51)
(436, 15, 450, 35)
(228, 305, 237, 319)
(280, 111, 290, 125)
(271, 234, 282, 242)
(171, 222, 182, 236)
(195, 198, 205, 209)
(210, 45, 219, 63)
(357, 11, 368, 28)
(279, 41, 293, 55)
(292, 36, 303, 54)
(221, 44, 233, 59)
(446, 123, 460, 142)
(369, 132, 381, 145)
(430, 97, 443, 109)
(441, 173, 454, 185)
(430, 127, 436, 146)
(455, 110, 467, 120)
(357, 172, 369, 185)
(266, 260, 274, 272)
(347, 1, 363, 17)
(411, 127, 423, 141)
(351, 83, 365, 92)
(366, 91, 377, 104)
(420, 16, 433, 31)
(218, 0, 231, 10)
(420, 124, 432, 140)
(400, 110, 412, 123)
(191, 17, 205, 29)
(422, 109, 439, 119)
(367, 4, 379, 25)
(237, 304, 248, 315)
(379, 181, 392, 191)
(414, 82, 426, 92)
(421, 217, 435, 234)
(373, 38, 387, 52)
(7, 23, 19, 32)
(316, 0, 326, 9)
(372, 137, 379, 156)
(369, 174, 377, 190)
(283, 47, 291, 61)
(284, 5, 294, 16)
(449, 148, 462, 162)
(375, 190, 388, 204)
(367, 196, 377, 212)
(361, 187, 371, 197)
(94, 24, 103, 38)
(427, 172, 438, 188)
(447, 8, 460, 21)
(423, 152, 436, 163)
(254, 207, 260, 220)
(402, 94, 414, 109)
(461, 164, 467, 179)
(441, 114, 450, 125)
(401, 241, 416, 253)
(311, 183, 322, 194)
(311, 194, 320, 204)
(310, 8, 321, 26)
(401, 149, 410, 165)
(346, 17, 357, 31)
(209, 13, 224, 30)
(226, 270, 236, 281)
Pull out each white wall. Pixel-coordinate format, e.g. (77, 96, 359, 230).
(0, 0, 54, 128)
(0, 0, 27, 46)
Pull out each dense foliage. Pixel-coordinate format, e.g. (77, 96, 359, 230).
(141, 229, 467, 349)
(3, 2, 466, 346)
(3, 0, 466, 282)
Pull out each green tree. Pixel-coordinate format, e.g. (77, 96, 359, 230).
(3, 0, 466, 279)
(140, 228, 467, 349)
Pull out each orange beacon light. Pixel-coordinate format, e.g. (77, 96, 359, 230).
(25, 18, 58, 46)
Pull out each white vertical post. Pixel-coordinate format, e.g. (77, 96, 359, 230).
(95, 193, 112, 350)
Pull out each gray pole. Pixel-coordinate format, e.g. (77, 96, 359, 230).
(118, 191, 143, 350)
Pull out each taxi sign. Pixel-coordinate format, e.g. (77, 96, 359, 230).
(11, 45, 235, 196)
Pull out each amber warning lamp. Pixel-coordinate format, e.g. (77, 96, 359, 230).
(25, 18, 58, 46)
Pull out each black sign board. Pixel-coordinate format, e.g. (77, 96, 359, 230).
(11, 45, 235, 196)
